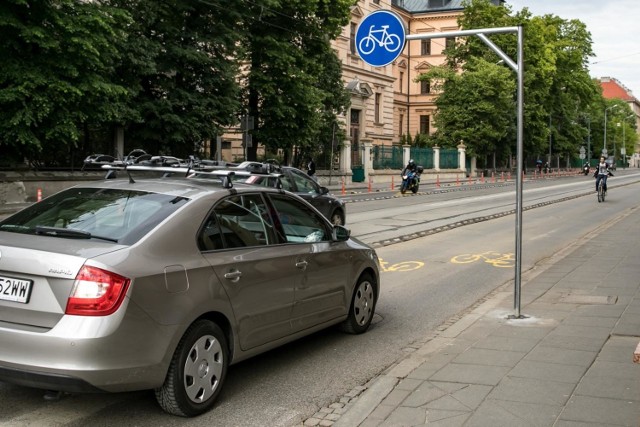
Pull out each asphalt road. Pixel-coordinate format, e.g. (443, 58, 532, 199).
(1, 171, 640, 426)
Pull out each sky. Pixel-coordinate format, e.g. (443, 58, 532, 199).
(505, 0, 640, 98)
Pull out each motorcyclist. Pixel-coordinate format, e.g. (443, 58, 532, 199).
(594, 155, 613, 193)
(583, 162, 590, 175)
(402, 159, 417, 177)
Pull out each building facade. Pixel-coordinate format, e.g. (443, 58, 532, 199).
(600, 77, 640, 165)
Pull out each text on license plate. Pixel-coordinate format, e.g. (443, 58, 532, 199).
(0, 275, 33, 304)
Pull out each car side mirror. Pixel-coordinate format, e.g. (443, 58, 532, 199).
(320, 186, 329, 195)
(332, 225, 350, 242)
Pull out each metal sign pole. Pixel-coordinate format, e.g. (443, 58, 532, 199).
(405, 25, 525, 319)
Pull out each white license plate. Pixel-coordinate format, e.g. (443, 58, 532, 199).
(0, 275, 33, 304)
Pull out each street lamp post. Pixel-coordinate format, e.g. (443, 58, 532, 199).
(603, 105, 619, 155)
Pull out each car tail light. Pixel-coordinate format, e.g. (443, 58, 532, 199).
(65, 266, 131, 316)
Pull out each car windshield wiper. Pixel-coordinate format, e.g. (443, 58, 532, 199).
(35, 226, 119, 243)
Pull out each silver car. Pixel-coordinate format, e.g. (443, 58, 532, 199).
(0, 171, 380, 417)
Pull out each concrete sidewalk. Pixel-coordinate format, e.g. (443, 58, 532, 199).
(322, 207, 640, 427)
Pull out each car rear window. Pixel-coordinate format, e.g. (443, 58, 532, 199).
(0, 188, 188, 244)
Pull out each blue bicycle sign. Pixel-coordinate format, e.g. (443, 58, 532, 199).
(356, 10, 406, 67)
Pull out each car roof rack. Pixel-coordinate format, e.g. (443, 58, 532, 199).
(99, 155, 285, 190)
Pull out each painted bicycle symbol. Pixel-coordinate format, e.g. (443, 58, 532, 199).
(450, 251, 515, 268)
(379, 258, 424, 273)
(358, 25, 402, 55)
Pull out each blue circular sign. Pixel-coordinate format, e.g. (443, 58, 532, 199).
(355, 10, 406, 67)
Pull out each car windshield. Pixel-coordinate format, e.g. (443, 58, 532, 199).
(0, 188, 189, 244)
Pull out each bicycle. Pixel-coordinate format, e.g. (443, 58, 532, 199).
(358, 25, 402, 55)
(595, 170, 612, 203)
(597, 177, 606, 203)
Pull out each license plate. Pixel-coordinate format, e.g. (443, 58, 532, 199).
(0, 275, 33, 304)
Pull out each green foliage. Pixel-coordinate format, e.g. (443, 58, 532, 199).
(0, 0, 351, 167)
(437, 0, 605, 164)
(110, 0, 244, 158)
(243, 0, 352, 163)
(0, 0, 130, 165)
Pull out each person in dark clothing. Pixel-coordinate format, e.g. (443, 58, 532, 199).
(307, 158, 317, 181)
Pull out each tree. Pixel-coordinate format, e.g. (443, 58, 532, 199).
(0, 0, 130, 165)
(242, 0, 351, 163)
(424, 58, 515, 161)
(109, 0, 244, 158)
(435, 0, 603, 167)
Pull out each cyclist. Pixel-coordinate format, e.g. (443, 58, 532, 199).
(593, 155, 613, 193)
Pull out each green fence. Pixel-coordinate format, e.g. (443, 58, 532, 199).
(409, 147, 434, 169)
(373, 145, 404, 169)
(440, 149, 459, 169)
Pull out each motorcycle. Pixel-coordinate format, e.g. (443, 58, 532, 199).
(400, 166, 423, 194)
(583, 164, 590, 175)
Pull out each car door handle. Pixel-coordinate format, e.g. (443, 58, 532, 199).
(224, 270, 242, 282)
(295, 261, 308, 270)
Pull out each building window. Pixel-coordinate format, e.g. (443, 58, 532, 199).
(445, 37, 456, 50)
(399, 72, 404, 93)
(350, 23, 357, 54)
(421, 39, 431, 56)
(420, 115, 430, 134)
(375, 93, 381, 123)
(373, 0, 380, 4)
(420, 79, 430, 94)
(399, 114, 404, 136)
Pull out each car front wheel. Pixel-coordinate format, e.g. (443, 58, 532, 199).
(340, 273, 376, 334)
(155, 320, 228, 417)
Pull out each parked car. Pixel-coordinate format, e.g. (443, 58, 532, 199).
(233, 162, 347, 226)
(0, 170, 380, 417)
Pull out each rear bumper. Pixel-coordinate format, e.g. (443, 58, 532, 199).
(0, 365, 102, 393)
(0, 303, 181, 393)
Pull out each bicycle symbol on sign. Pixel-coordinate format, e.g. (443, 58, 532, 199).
(379, 258, 424, 273)
(358, 25, 402, 55)
(450, 251, 515, 268)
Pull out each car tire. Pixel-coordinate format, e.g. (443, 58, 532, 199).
(331, 210, 345, 226)
(340, 273, 377, 334)
(155, 320, 228, 417)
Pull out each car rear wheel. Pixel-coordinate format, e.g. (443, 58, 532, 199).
(155, 320, 228, 417)
(331, 210, 345, 226)
(340, 273, 376, 334)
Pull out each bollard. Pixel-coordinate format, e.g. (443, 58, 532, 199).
(481, 172, 485, 184)
(501, 171, 505, 182)
(368, 176, 372, 193)
(37, 188, 42, 202)
(341, 177, 346, 195)
(436, 175, 440, 188)
(491, 172, 495, 183)
(456, 174, 460, 186)
(391, 175, 395, 191)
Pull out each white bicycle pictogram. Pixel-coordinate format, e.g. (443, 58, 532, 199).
(358, 25, 402, 55)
